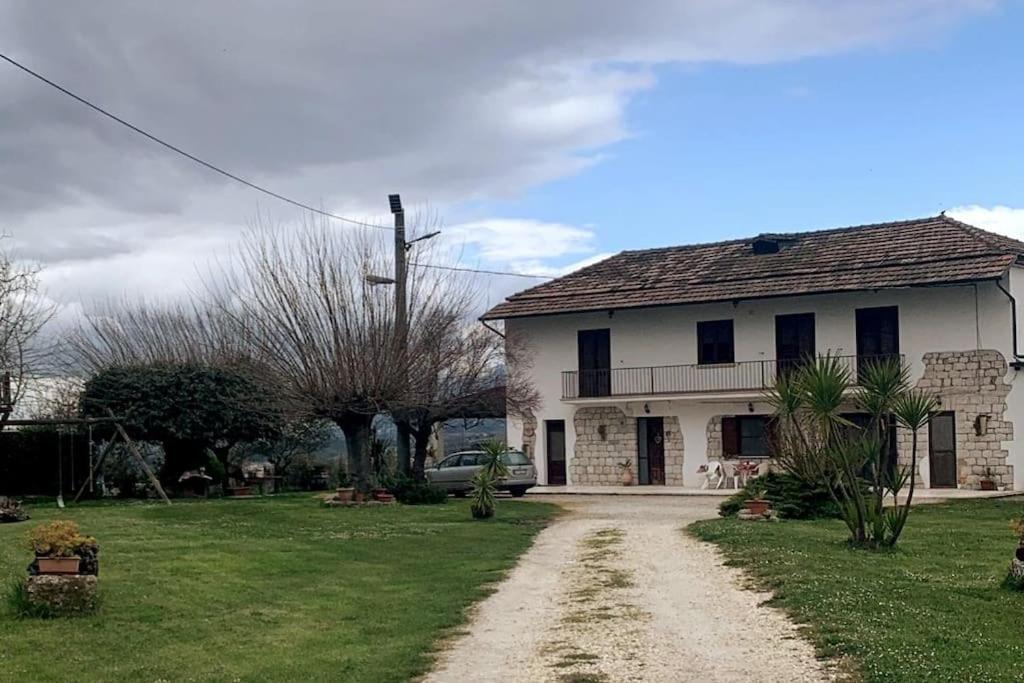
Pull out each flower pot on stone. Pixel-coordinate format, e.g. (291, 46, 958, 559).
(335, 487, 355, 502)
(371, 487, 388, 501)
(36, 555, 81, 575)
(744, 498, 770, 516)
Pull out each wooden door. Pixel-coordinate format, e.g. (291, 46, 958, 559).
(577, 329, 611, 397)
(637, 417, 665, 485)
(929, 412, 957, 488)
(546, 420, 567, 486)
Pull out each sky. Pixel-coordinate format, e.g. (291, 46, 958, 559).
(1, 1, 1023, 321)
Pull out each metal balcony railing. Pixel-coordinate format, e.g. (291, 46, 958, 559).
(560, 354, 903, 399)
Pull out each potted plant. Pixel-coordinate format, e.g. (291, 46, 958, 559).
(743, 490, 771, 516)
(617, 459, 634, 486)
(470, 469, 497, 520)
(27, 520, 93, 575)
(980, 468, 997, 491)
(335, 472, 355, 502)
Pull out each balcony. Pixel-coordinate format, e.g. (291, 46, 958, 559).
(560, 354, 903, 400)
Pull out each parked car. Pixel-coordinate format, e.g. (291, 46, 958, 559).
(426, 450, 536, 497)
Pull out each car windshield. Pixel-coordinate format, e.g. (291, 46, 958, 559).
(499, 451, 531, 466)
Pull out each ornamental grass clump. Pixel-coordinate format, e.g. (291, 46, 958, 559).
(767, 353, 937, 549)
(469, 469, 497, 520)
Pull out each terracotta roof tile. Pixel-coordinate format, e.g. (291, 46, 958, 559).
(482, 215, 1024, 320)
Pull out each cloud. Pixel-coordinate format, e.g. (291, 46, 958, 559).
(0, 1, 994, 311)
(948, 205, 1024, 240)
(447, 219, 598, 262)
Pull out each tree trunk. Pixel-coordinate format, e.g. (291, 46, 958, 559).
(210, 443, 238, 494)
(335, 412, 374, 493)
(412, 424, 433, 481)
(394, 418, 412, 478)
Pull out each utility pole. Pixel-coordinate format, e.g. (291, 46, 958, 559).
(389, 194, 412, 476)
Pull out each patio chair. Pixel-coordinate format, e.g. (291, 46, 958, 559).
(698, 461, 727, 489)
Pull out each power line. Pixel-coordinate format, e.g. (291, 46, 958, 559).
(410, 262, 550, 279)
(0, 52, 559, 282)
(0, 52, 389, 231)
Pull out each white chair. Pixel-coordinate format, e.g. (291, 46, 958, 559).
(699, 461, 726, 489)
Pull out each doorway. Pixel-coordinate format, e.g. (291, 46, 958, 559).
(929, 411, 957, 488)
(637, 417, 665, 485)
(545, 420, 567, 486)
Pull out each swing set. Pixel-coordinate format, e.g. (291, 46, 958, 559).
(0, 375, 171, 506)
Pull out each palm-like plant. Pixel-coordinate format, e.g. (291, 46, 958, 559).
(469, 468, 497, 520)
(766, 353, 936, 548)
(478, 439, 510, 481)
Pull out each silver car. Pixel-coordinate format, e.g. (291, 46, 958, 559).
(426, 450, 536, 497)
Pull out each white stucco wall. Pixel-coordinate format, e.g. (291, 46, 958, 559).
(505, 279, 1024, 488)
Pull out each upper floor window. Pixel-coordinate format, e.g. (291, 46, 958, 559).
(697, 319, 734, 365)
(855, 306, 899, 359)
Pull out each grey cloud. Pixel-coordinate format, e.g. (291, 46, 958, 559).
(0, 0, 991, 302)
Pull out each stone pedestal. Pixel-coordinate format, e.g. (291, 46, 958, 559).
(25, 575, 99, 615)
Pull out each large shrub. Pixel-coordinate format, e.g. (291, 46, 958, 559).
(719, 472, 838, 520)
(389, 476, 447, 505)
(82, 363, 282, 489)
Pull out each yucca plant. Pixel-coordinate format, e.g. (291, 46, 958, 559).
(469, 468, 497, 520)
(478, 439, 510, 481)
(766, 352, 936, 548)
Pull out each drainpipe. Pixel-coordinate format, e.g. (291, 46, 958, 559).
(995, 280, 1024, 369)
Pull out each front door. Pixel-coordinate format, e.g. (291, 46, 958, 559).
(929, 412, 957, 488)
(637, 417, 665, 485)
(775, 313, 815, 376)
(546, 420, 567, 486)
(578, 329, 611, 397)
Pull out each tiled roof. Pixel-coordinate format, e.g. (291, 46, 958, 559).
(482, 215, 1024, 320)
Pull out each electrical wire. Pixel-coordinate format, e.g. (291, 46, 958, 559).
(0, 51, 558, 281)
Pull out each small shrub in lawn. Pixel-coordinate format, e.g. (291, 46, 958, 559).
(390, 477, 447, 505)
(6, 578, 56, 618)
(470, 469, 497, 520)
(718, 472, 838, 520)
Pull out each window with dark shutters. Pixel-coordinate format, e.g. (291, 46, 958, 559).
(697, 320, 735, 365)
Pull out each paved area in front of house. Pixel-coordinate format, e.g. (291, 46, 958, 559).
(425, 495, 829, 682)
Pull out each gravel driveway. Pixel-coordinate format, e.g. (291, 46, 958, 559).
(425, 495, 828, 683)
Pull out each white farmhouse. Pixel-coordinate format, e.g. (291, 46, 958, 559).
(482, 215, 1024, 491)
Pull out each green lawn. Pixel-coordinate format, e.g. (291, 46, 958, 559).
(690, 498, 1024, 682)
(0, 494, 557, 682)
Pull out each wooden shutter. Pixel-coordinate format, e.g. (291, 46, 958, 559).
(721, 417, 740, 457)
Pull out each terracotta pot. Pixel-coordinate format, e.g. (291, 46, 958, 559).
(620, 469, 633, 486)
(980, 479, 997, 491)
(744, 499, 770, 516)
(36, 555, 81, 575)
(371, 488, 388, 500)
(335, 487, 355, 502)
(375, 492, 395, 503)
(228, 486, 252, 497)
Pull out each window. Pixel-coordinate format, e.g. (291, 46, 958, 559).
(499, 451, 531, 466)
(458, 453, 480, 467)
(439, 455, 461, 469)
(697, 320, 734, 365)
(722, 416, 772, 457)
(855, 306, 899, 359)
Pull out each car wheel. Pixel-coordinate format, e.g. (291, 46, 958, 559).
(509, 487, 528, 498)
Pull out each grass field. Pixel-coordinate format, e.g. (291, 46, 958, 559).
(690, 498, 1024, 682)
(0, 494, 557, 682)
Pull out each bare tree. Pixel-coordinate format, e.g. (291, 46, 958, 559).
(397, 322, 539, 479)
(0, 240, 54, 424)
(64, 299, 249, 373)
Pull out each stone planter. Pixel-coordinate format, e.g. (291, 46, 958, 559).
(980, 479, 997, 491)
(744, 499, 770, 516)
(373, 491, 395, 503)
(335, 487, 355, 502)
(36, 556, 81, 576)
(25, 575, 98, 615)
